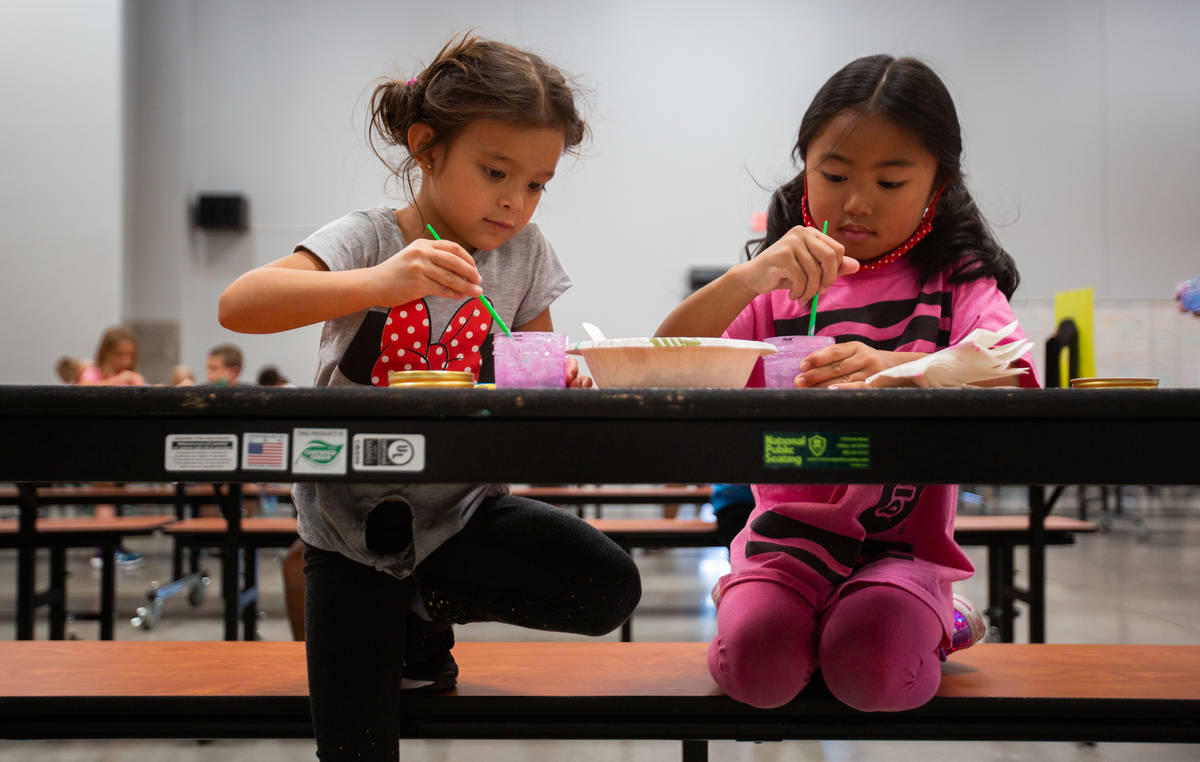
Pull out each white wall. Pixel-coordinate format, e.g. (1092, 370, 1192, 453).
(4, 1, 1198, 384)
(124, 0, 188, 323)
(1, 0, 124, 383)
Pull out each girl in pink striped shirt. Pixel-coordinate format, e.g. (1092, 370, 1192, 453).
(658, 55, 1037, 712)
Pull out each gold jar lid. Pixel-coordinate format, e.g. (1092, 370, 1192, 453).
(388, 370, 476, 388)
(1069, 377, 1160, 389)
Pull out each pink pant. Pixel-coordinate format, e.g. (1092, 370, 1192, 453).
(708, 580, 943, 711)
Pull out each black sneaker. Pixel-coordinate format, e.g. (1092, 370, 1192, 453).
(401, 616, 458, 692)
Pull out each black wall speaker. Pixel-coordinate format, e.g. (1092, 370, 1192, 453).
(688, 266, 727, 293)
(195, 194, 249, 231)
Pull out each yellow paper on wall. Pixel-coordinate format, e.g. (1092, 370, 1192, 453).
(1053, 287, 1096, 385)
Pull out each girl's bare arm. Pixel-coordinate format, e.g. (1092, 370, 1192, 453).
(219, 238, 481, 334)
(655, 262, 760, 337)
(218, 251, 387, 334)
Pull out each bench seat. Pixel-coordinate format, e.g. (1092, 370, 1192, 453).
(0, 641, 1195, 745)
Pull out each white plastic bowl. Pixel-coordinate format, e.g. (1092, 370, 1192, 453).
(567, 337, 776, 389)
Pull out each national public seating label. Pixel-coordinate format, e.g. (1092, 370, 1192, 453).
(763, 432, 870, 470)
(165, 434, 238, 472)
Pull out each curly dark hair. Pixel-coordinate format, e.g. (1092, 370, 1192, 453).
(367, 33, 587, 199)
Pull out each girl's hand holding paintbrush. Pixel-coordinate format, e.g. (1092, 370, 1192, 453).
(372, 237, 483, 304)
(656, 224, 856, 339)
(736, 224, 858, 303)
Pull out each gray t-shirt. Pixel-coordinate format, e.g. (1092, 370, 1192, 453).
(291, 206, 571, 578)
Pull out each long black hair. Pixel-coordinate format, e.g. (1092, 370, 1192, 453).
(747, 55, 1019, 299)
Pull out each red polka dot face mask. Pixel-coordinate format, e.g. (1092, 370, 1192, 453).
(801, 185, 943, 272)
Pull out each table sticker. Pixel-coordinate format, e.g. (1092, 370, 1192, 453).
(242, 432, 289, 472)
(763, 432, 870, 470)
(352, 434, 426, 472)
(292, 428, 348, 475)
(165, 434, 238, 472)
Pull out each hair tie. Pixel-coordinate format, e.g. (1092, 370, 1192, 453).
(407, 77, 419, 86)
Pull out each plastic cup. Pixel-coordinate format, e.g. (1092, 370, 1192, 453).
(493, 332, 567, 388)
(761, 335, 835, 388)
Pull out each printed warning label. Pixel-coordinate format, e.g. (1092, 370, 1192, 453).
(165, 434, 238, 472)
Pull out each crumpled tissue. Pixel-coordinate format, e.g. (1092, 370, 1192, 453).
(865, 321, 1033, 388)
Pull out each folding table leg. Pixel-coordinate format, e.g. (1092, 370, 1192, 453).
(100, 541, 116, 639)
(242, 546, 259, 640)
(16, 484, 39, 640)
(998, 547, 1016, 643)
(619, 543, 633, 642)
(1027, 485, 1062, 644)
(219, 483, 244, 641)
(985, 544, 1013, 643)
(49, 545, 67, 640)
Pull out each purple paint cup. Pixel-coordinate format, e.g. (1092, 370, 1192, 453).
(493, 332, 567, 388)
(762, 335, 835, 388)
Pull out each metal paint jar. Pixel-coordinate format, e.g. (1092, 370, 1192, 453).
(1069, 377, 1160, 389)
(388, 370, 476, 389)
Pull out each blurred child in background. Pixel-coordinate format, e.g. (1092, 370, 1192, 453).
(79, 326, 146, 386)
(205, 343, 243, 385)
(170, 364, 197, 386)
(54, 355, 91, 384)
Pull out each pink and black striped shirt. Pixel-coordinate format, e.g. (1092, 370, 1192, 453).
(717, 258, 1039, 642)
(725, 258, 1039, 388)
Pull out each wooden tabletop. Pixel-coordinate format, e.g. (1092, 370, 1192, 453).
(147, 515, 1097, 547)
(162, 517, 299, 534)
(953, 515, 1097, 532)
(0, 482, 291, 504)
(512, 485, 713, 504)
(0, 515, 176, 534)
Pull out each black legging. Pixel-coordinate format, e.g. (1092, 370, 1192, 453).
(303, 494, 642, 761)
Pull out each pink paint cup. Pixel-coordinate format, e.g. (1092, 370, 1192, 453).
(761, 335, 835, 388)
(493, 332, 567, 388)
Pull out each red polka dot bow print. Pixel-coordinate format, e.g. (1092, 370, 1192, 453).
(369, 298, 493, 385)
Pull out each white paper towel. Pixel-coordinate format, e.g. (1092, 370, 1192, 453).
(865, 321, 1033, 388)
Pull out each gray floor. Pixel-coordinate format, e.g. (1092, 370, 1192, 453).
(2, 487, 1198, 760)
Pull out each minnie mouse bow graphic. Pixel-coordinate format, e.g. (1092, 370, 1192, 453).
(365, 298, 493, 385)
(335, 298, 496, 387)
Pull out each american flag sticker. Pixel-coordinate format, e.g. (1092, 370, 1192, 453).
(243, 433, 289, 471)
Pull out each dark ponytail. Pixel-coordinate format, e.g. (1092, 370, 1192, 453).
(746, 55, 1019, 299)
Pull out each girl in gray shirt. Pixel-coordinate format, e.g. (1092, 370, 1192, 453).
(219, 35, 640, 762)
